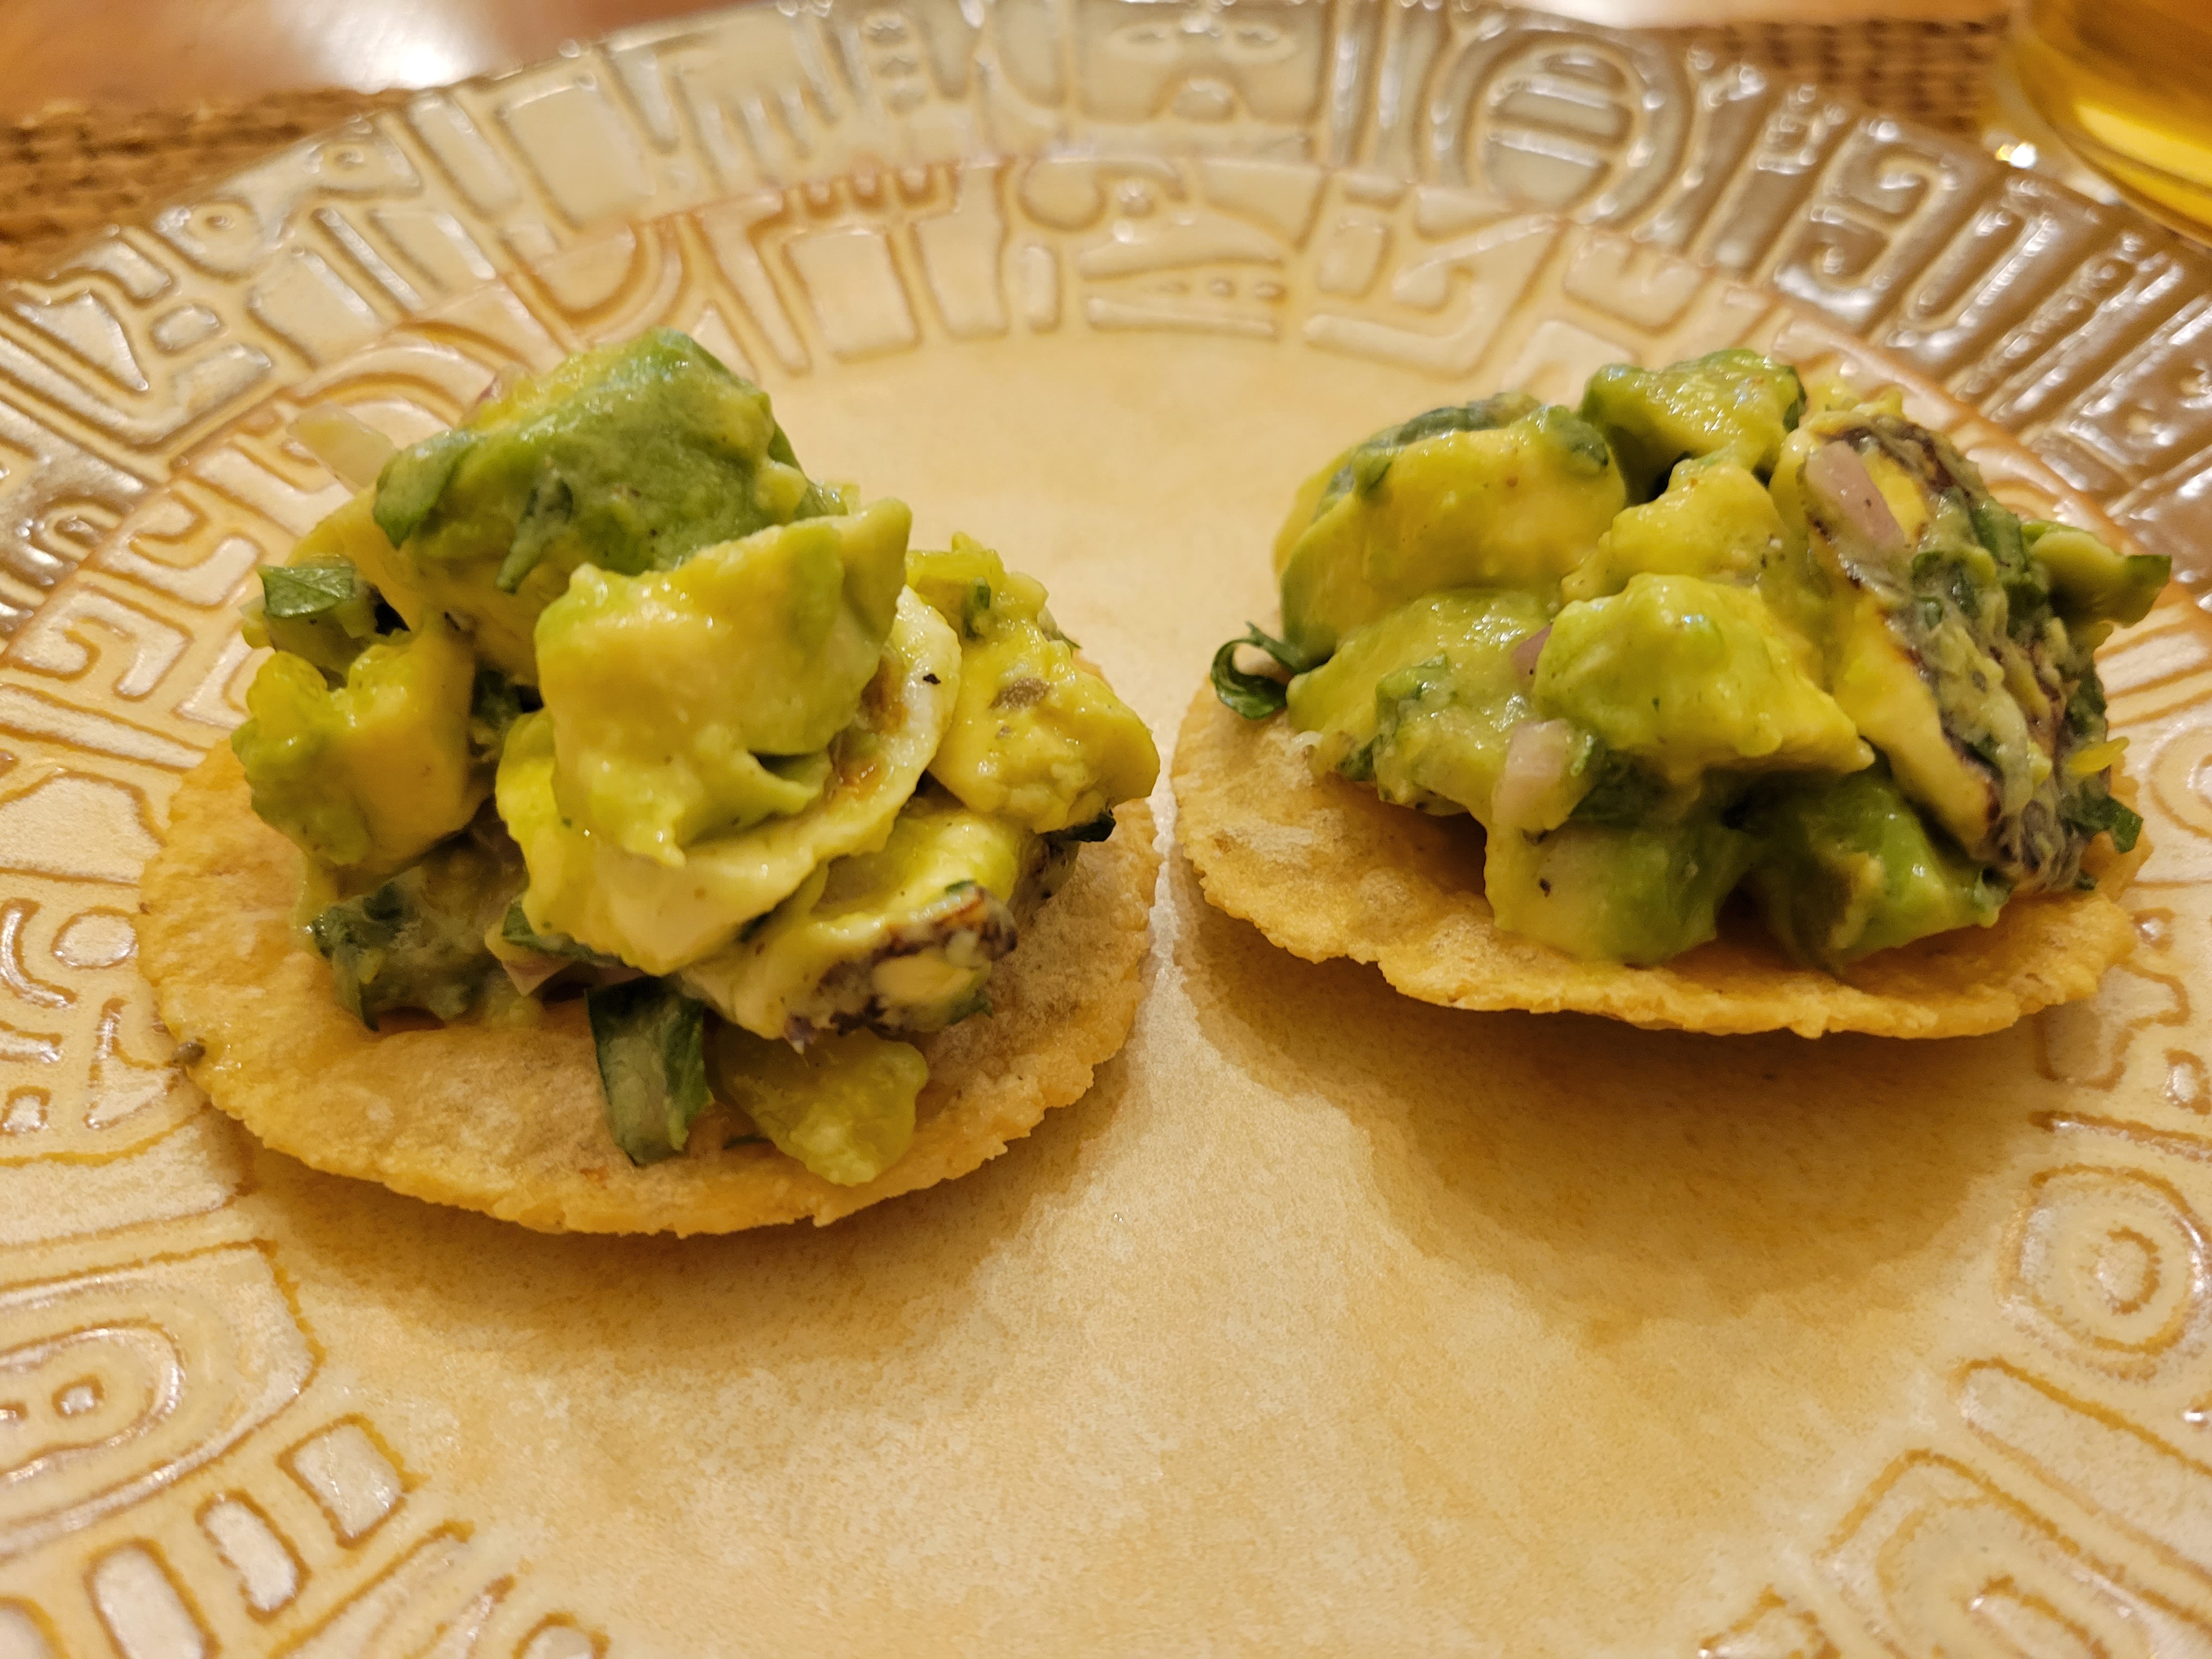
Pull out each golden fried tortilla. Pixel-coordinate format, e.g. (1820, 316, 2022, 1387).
(1172, 689, 2143, 1039)
(142, 747, 1159, 1233)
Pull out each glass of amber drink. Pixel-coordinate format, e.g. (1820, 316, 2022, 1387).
(2011, 0, 2212, 238)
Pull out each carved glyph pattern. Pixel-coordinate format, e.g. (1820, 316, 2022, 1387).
(0, 1, 2208, 631)
(0, 1, 2203, 1650)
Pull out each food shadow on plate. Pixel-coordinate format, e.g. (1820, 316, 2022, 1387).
(1167, 850, 2049, 1336)
(233, 1039, 1138, 1368)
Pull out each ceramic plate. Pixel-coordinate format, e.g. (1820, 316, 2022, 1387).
(3, 4, 2212, 1652)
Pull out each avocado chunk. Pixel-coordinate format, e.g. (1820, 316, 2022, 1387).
(1562, 458, 1789, 602)
(2025, 522, 2169, 629)
(232, 616, 488, 879)
(308, 815, 523, 1029)
(908, 535, 1160, 833)
(1284, 588, 1549, 820)
(242, 560, 387, 677)
(1579, 348, 1805, 501)
(1277, 402, 1623, 661)
(1266, 396, 1537, 577)
(371, 329, 836, 681)
(707, 1023, 926, 1187)
(1533, 574, 1869, 789)
(682, 791, 1045, 1043)
(532, 500, 910, 864)
(1483, 812, 1756, 966)
(498, 589, 962, 975)
(586, 978, 712, 1165)
(1743, 763, 2005, 970)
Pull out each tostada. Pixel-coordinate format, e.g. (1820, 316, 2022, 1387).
(142, 330, 1160, 1232)
(1177, 351, 2162, 1037)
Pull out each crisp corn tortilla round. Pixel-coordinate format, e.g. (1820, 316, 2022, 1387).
(1172, 688, 2144, 1039)
(141, 747, 1160, 1233)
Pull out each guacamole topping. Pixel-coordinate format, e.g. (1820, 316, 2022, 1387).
(1215, 350, 2163, 972)
(234, 329, 1159, 1179)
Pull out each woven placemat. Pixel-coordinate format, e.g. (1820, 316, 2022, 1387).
(0, 18, 2006, 284)
(0, 88, 414, 281)
(1668, 15, 2007, 130)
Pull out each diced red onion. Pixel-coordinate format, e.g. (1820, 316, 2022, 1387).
(1510, 625, 1551, 688)
(1803, 441, 1907, 556)
(1491, 718, 1576, 831)
(470, 362, 528, 413)
(287, 403, 396, 490)
(498, 951, 571, 998)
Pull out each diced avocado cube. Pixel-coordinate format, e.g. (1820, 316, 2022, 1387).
(1277, 402, 1623, 661)
(1579, 348, 1805, 501)
(369, 328, 837, 682)
(1533, 574, 1868, 788)
(911, 535, 1160, 834)
(707, 1022, 926, 1186)
(532, 501, 910, 863)
(1743, 764, 2005, 970)
(1562, 458, 1789, 602)
(2025, 522, 2170, 629)
(1284, 588, 1550, 821)
(231, 617, 487, 878)
(1483, 812, 1756, 965)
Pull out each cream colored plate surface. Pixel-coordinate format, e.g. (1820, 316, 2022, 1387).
(3, 5, 2212, 1653)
